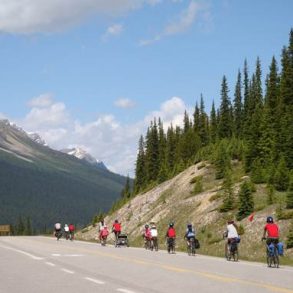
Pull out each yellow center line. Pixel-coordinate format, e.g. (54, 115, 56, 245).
(47, 240, 293, 293)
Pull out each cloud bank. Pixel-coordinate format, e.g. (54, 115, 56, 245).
(17, 95, 190, 176)
(0, 0, 156, 34)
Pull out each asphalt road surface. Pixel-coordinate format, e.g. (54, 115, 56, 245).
(0, 236, 292, 293)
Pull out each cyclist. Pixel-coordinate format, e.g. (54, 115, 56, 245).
(166, 222, 176, 253)
(112, 219, 121, 244)
(143, 224, 151, 248)
(184, 223, 196, 246)
(262, 216, 279, 245)
(54, 222, 62, 240)
(224, 220, 239, 257)
(99, 225, 109, 245)
(69, 223, 75, 240)
(64, 224, 70, 240)
(150, 223, 158, 250)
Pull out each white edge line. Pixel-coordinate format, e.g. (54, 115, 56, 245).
(0, 244, 43, 260)
(61, 268, 75, 274)
(84, 277, 105, 285)
(45, 262, 56, 267)
(117, 289, 136, 293)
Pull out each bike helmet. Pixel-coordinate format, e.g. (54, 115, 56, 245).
(145, 224, 149, 228)
(115, 219, 119, 223)
(267, 216, 274, 223)
(169, 222, 174, 227)
(227, 220, 234, 225)
(187, 223, 192, 229)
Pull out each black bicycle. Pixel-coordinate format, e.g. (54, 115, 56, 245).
(263, 238, 279, 268)
(187, 238, 196, 256)
(226, 239, 238, 261)
(167, 237, 175, 254)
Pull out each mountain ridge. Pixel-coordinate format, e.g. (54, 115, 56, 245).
(0, 119, 127, 230)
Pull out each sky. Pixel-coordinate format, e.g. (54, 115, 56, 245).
(0, 0, 292, 176)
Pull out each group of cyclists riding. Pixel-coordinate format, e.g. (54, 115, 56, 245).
(54, 215, 282, 266)
(54, 222, 75, 241)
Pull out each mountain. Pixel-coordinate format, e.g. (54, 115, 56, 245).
(0, 119, 127, 230)
(78, 161, 293, 265)
(28, 132, 47, 146)
(60, 147, 108, 170)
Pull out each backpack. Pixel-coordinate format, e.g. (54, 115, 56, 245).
(168, 228, 176, 238)
(277, 242, 284, 256)
(69, 224, 75, 232)
(194, 238, 200, 249)
(268, 243, 275, 256)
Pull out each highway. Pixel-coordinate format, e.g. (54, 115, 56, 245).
(0, 236, 292, 293)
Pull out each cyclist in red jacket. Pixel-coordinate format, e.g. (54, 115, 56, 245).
(112, 219, 121, 244)
(262, 216, 279, 245)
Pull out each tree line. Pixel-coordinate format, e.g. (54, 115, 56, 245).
(131, 29, 293, 209)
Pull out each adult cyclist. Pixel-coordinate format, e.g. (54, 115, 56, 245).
(112, 219, 121, 245)
(166, 222, 176, 253)
(184, 223, 196, 246)
(224, 220, 239, 257)
(262, 216, 279, 245)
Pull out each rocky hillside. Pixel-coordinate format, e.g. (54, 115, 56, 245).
(78, 161, 293, 264)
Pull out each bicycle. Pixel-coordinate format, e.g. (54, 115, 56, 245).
(167, 237, 175, 254)
(263, 238, 279, 268)
(187, 237, 196, 256)
(226, 239, 238, 262)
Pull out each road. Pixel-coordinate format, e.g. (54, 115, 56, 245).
(0, 236, 292, 293)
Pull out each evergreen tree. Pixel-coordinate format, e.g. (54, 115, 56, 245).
(266, 184, 274, 205)
(145, 120, 159, 182)
(209, 101, 217, 143)
(166, 124, 176, 174)
(279, 30, 293, 169)
(24, 217, 32, 235)
(193, 102, 200, 134)
(233, 70, 243, 138)
(218, 76, 233, 139)
(199, 95, 209, 146)
(219, 170, 234, 212)
(258, 57, 279, 165)
(237, 180, 254, 221)
(243, 59, 250, 130)
(251, 158, 266, 184)
(286, 177, 293, 209)
(121, 175, 131, 199)
(16, 216, 25, 235)
(274, 157, 290, 191)
(134, 135, 146, 193)
(214, 140, 231, 179)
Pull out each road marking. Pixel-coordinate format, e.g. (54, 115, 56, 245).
(45, 262, 56, 267)
(61, 268, 75, 274)
(64, 246, 293, 293)
(0, 244, 43, 260)
(84, 277, 105, 285)
(64, 254, 83, 257)
(117, 289, 136, 293)
(52, 254, 61, 257)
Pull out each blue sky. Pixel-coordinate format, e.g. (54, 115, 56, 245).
(0, 0, 292, 175)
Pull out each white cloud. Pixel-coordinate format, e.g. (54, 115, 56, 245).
(0, 0, 153, 34)
(164, 1, 200, 35)
(139, 0, 208, 46)
(114, 98, 135, 109)
(15, 95, 191, 176)
(28, 93, 54, 108)
(101, 23, 124, 41)
(145, 97, 190, 130)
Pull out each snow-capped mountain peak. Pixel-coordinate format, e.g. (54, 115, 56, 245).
(61, 147, 107, 170)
